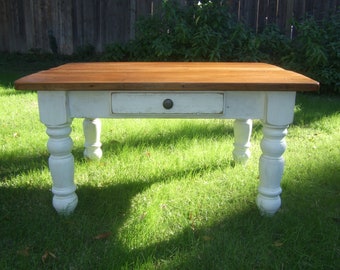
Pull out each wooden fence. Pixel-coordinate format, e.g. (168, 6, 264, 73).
(0, 0, 339, 55)
(227, 0, 340, 34)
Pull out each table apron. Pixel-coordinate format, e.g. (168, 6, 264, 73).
(38, 91, 296, 125)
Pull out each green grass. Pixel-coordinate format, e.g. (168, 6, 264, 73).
(0, 57, 339, 269)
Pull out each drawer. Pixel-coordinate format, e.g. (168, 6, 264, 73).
(111, 92, 224, 114)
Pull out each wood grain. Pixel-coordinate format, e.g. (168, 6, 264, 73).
(14, 62, 319, 92)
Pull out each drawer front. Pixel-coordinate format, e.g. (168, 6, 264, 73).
(111, 92, 224, 114)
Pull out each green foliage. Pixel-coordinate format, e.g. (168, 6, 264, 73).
(282, 15, 340, 93)
(74, 44, 96, 60)
(102, 43, 129, 61)
(102, 1, 339, 94)
(104, 0, 260, 62)
(257, 24, 291, 63)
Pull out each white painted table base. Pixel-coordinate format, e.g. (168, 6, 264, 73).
(38, 90, 295, 216)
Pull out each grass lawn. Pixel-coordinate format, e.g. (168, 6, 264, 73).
(0, 55, 339, 269)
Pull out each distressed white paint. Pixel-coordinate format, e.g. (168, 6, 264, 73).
(111, 92, 224, 114)
(38, 91, 70, 125)
(266, 92, 296, 125)
(83, 118, 102, 160)
(257, 124, 288, 215)
(38, 90, 295, 215)
(46, 123, 78, 215)
(225, 91, 265, 119)
(233, 119, 252, 163)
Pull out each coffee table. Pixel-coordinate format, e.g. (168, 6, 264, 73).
(15, 62, 319, 215)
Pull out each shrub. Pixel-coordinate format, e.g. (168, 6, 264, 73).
(102, 43, 129, 61)
(103, 0, 261, 62)
(257, 24, 291, 63)
(73, 44, 97, 61)
(102, 1, 339, 94)
(282, 14, 340, 93)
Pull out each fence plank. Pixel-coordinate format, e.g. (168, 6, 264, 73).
(0, 0, 338, 54)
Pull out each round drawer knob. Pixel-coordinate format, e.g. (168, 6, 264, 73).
(163, 99, 173, 110)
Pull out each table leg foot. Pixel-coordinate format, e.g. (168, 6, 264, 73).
(46, 122, 78, 215)
(257, 123, 288, 216)
(52, 187, 78, 215)
(83, 118, 102, 160)
(233, 119, 252, 164)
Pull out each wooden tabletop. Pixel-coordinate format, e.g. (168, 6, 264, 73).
(14, 62, 319, 92)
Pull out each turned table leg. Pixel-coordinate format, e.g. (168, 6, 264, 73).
(233, 119, 252, 163)
(257, 123, 288, 215)
(46, 122, 78, 215)
(83, 118, 102, 160)
(38, 91, 78, 215)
